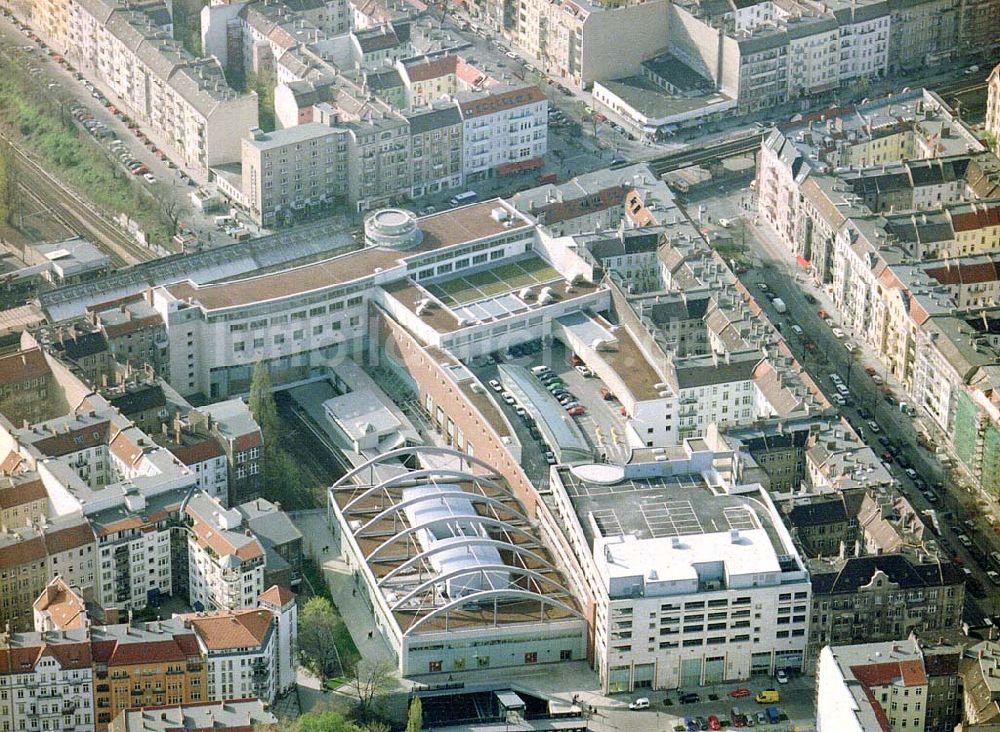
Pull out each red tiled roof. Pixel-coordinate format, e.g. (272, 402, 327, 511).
(0, 452, 26, 474)
(535, 185, 629, 225)
(459, 86, 545, 119)
(259, 585, 296, 607)
(186, 609, 273, 651)
(102, 315, 162, 340)
(0, 535, 47, 570)
(233, 432, 262, 452)
(108, 636, 198, 666)
(169, 438, 225, 466)
(951, 204, 1000, 232)
(0, 348, 50, 386)
(32, 421, 112, 457)
(109, 430, 144, 467)
(33, 577, 87, 631)
(44, 522, 96, 555)
(851, 660, 927, 688)
(43, 641, 91, 669)
(926, 260, 1000, 285)
(0, 478, 46, 510)
(404, 54, 458, 82)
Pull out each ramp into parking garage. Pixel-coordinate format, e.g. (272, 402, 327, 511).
(497, 364, 593, 464)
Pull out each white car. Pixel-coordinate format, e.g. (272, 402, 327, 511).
(505, 51, 517, 59)
(775, 669, 789, 684)
(488, 379, 502, 392)
(501, 392, 516, 405)
(543, 451, 557, 465)
(832, 394, 847, 406)
(867, 420, 881, 433)
(143, 173, 156, 184)
(575, 365, 592, 377)
(836, 383, 850, 396)
(628, 698, 650, 711)
(832, 327, 846, 339)
(829, 373, 842, 384)
(988, 570, 1000, 585)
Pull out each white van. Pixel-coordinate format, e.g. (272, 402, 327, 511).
(530, 365, 551, 375)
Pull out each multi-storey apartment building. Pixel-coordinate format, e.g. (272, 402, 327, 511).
(192, 400, 263, 506)
(780, 481, 966, 666)
(89, 296, 170, 380)
(406, 104, 464, 198)
(186, 609, 277, 703)
(0, 347, 64, 426)
(0, 628, 96, 732)
(184, 494, 265, 612)
(91, 620, 207, 731)
(505, 0, 669, 89)
(542, 442, 810, 692)
(241, 123, 350, 227)
(108, 699, 276, 732)
(63, 0, 258, 175)
(817, 638, 963, 732)
(989, 62, 1000, 158)
(0, 515, 97, 631)
(459, 86, 547, 183)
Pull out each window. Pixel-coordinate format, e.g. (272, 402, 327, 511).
(560, 649, 572, 661)
(524, 652, 537, 664)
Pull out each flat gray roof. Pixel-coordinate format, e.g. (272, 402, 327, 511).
(555, 467, 786, 559)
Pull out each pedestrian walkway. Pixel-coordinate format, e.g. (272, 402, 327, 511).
(293, 511, 398, 668)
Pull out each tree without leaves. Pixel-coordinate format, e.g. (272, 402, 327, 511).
(298, 596, 345, 679)
(160, 198, 182, 237)
(349, 658, 395, 721)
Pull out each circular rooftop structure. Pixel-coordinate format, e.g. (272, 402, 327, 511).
(364, 207, 423, 250)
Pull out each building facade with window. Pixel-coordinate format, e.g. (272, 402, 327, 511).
(542, 442, 811, 693)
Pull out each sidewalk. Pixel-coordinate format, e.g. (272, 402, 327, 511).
(293, 511, 398, 668)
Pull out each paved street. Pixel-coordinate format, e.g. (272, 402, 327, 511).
(702, 191, 1000, 617)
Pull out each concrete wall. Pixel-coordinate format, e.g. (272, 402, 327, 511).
(668, 5, 722, 86)
(374, 310, 540, 514)
(201, 2, 245, 70)
(580, 0, 670, 87)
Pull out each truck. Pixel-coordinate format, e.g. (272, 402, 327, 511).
(772, 297, 787, 314)
(766, 707, 780, 724)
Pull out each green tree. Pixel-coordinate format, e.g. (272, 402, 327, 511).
(172, 0, 208, 56)
(298, 711, 364, 732)
(406, 697, 423, 732)
(249, 360, 279, 439)
(298, 597, 346, 678)
(0, 140, 19, 228)
(246, 69, 277, 132)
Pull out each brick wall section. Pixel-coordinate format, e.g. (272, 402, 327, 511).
(373, 310, 539, 515)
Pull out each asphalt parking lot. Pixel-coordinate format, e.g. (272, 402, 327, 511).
(473, 340, 632, 467)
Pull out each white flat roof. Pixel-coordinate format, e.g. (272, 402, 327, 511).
(599, 528, 781, 585)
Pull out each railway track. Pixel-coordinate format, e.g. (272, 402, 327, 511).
(637, 135, 766, 177)
(2, 132, 152, 267)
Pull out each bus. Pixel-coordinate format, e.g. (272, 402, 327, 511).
(449, 191, 478, 206)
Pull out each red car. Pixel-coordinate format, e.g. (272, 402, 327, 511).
(818, 309, 828, 318)
(567, 406, 585, 417)
(707, 716, 721, 731)
(882, 451, 893, 462)
(729, 688, 751, 698)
